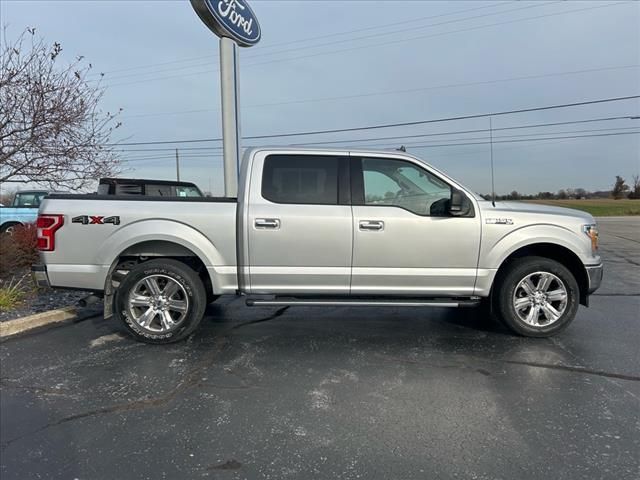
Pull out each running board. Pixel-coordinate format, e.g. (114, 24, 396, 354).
(246, 297, 480, 308)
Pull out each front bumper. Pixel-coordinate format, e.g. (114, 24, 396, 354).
(586, 263, 603, 294)
(31, 264, 51, 288)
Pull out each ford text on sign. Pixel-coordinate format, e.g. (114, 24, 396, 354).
(190, 0, 261, 47)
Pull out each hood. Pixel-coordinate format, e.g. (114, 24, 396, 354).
(480, 201, 595, 223)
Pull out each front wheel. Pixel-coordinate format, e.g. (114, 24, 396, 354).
(495, 256, 579, 337)
(115, 259, 207, 344)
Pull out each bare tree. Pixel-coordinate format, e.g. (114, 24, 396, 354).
(0, 27, 122, 190)
(629, 174, 640, 199)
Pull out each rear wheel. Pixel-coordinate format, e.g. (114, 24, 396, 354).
(115, 259, 207, 344)
(495, 256, 579, 337)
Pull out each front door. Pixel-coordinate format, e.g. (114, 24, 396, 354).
(247, 152, 353, 295)
(350, 155, 481, 296)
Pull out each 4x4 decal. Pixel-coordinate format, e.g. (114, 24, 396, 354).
(72, 215, 120, 225)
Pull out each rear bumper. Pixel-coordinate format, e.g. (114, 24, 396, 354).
(586, 263, 603, 294)
(31, 264, 50, 288)
(31, 263, 107, 291)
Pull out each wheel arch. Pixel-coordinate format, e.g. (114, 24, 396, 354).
(103, 239, 217, 317)
(0, 221, 23, 233)
(493, 243, 589, 306)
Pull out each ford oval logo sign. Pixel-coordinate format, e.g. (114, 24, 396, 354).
(190, 0, 261, 47)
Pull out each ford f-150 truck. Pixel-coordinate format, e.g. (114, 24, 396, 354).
(32, 148, 603, 343)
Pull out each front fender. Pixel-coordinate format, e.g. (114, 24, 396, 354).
(481, 223, 592, 269)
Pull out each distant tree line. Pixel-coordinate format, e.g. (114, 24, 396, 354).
(481, 175, 640, 201)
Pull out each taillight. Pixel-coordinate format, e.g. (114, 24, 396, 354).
(36, 215, 64, 251)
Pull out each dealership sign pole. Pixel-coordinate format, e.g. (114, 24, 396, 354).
(190, 0, 261, 197)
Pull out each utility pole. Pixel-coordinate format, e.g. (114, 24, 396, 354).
(175, 148, 180, 181)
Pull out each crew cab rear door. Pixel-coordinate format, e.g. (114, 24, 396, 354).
(246, 152, 352, 294)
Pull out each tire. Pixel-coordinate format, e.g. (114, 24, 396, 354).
(115, 259, 207, 344)
(494, 256, 579, 337)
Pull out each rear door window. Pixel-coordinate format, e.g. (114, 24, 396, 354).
(262, 155, 339, 205)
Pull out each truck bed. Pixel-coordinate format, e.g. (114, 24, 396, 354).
(39, 194, 238, 293)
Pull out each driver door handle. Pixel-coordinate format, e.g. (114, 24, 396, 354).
(255, 218, 281, 229)
(359, 220, 384, 231)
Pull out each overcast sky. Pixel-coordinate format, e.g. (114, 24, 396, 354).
(2, 0, 639, 195)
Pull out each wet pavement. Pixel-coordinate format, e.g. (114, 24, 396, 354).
(1, 218, 638, 479)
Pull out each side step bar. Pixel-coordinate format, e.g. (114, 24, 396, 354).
(246, 297, 481, 308)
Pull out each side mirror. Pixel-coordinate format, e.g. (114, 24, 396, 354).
(449, 189, 470, 216)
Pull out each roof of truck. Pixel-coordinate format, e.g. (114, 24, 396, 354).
(245, 146, 412, 156)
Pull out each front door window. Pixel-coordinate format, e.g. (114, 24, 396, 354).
(361, 158, 452, 216)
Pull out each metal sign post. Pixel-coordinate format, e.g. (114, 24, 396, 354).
(219, 37, 241, 197)
(189, 0, 261, 198)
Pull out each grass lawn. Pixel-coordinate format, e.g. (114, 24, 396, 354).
(525, 199, 640, 216)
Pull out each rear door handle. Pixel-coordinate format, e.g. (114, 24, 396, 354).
(359, 220, 384, 231)
(255, 218, 281, 229)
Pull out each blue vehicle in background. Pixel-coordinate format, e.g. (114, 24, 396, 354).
(0, 190, 57, 234)
(1, 179, 203, 234)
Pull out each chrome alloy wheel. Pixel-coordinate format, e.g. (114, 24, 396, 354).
(127, 274, 189, 333)
(512, 271, 568, 327)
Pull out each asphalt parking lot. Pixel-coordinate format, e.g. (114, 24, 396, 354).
(1, 218, 638, 479)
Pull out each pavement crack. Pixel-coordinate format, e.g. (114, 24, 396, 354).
(0, 379, 79, 399)
(375, 352, 640, 383)
(606, 233, 640, 245)
(592, 293, 640, 297)
(602, 251, 640, 267)
(501, 359, 640, 382)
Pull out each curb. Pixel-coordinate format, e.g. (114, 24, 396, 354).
(0, 307, 77, 338)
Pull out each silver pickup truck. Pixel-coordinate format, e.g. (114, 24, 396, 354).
(33, 147, 603, 343)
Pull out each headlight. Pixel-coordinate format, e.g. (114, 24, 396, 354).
(582, 224, 599, 254)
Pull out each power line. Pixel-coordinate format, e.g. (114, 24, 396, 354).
(243, 2, 561, 63)
(240, 1, 631, 72)
(119, 64, 640, 119)
(369, 131, 640, 150)
(243, 96, 640, 140)
(104, 95, 640, 146)
(120, 130, 640, 165)
(114, 115, 635, 151)
(102, 1, 627, 88)
(285, 116, 639, 147)
(344, 126, 640, 149)
(88, 1, 510, 79)
(92, 1, 524, 84)
(112, 116, 638, 152)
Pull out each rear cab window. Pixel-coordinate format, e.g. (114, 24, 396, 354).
(13, 192, 47, 207)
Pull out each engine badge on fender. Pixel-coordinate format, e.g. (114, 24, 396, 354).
(485, 218, 514, 225)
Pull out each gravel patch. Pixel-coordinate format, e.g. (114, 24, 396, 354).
(0, 288, 91, 322)
(0, 267, 95, 322)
